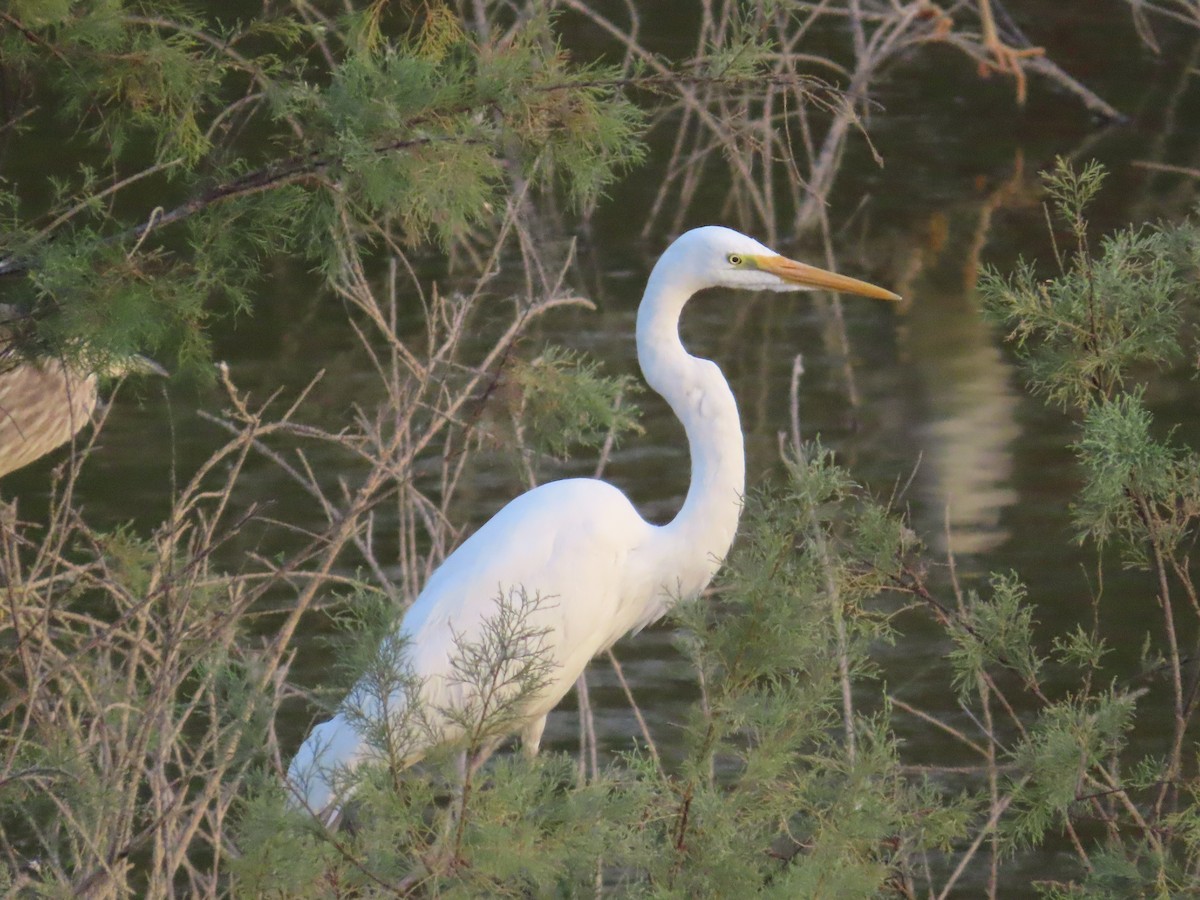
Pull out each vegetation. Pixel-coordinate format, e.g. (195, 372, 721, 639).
(0, 1, 1199, 897)
(969, 160, 1200, 895)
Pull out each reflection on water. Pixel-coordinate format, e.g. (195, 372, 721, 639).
(910, 312, 1021, 556)
(896, 160, 1041, 555)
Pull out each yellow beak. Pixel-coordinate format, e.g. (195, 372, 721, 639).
(755, 254, 901, 302)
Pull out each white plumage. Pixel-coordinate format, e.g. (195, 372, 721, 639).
(287, 226, 899, 815)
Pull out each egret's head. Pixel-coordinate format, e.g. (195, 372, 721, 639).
(665, 225, 901, 301)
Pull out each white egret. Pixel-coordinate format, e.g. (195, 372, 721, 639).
(288, 226, 899, 815)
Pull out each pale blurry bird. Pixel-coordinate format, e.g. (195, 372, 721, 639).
(288, 226, 900, 816)
(0, 308, 165, 479)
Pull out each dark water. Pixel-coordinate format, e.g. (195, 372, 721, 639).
(5, 2, 1200, 893)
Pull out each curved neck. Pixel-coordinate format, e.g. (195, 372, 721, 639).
(636, 263, 745, 594)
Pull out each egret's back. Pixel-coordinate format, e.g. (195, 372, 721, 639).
(287, 477, 659, 813)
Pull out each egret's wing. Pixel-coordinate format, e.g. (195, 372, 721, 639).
(288, 477, 656, 814)
(402, 478, 655, 679)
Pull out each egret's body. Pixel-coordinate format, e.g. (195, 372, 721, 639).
(288, 226, 898, 814)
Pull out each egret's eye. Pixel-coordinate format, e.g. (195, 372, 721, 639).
(727, 253, 744, 266)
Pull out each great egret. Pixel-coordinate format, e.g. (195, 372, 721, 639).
(287, 226, 899, 815)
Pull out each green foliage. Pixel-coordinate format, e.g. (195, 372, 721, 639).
(12, 1, 235, 167)
(1051, 624, 1108, 673)
(979, 158, 1194, 411)
(6, 0, 73, 29)
(234, 780, 341, 897)
(1073, 390, 1200, 561)
(948, 571, 1042, 699)
(1, 4, 646, 374)
(1006, 690, 1138, 849)
(509, 346, 643, 460)
(28, 235, 216, 375)
(1044, 157, 1107, 238)
(280, 14, 645, 249)
(640, 447, 934, 895)
(953, 161, 1200, 894)
(438, 755, 627, 895)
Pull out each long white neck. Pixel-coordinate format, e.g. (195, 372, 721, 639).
(636, 261, 745, 599)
